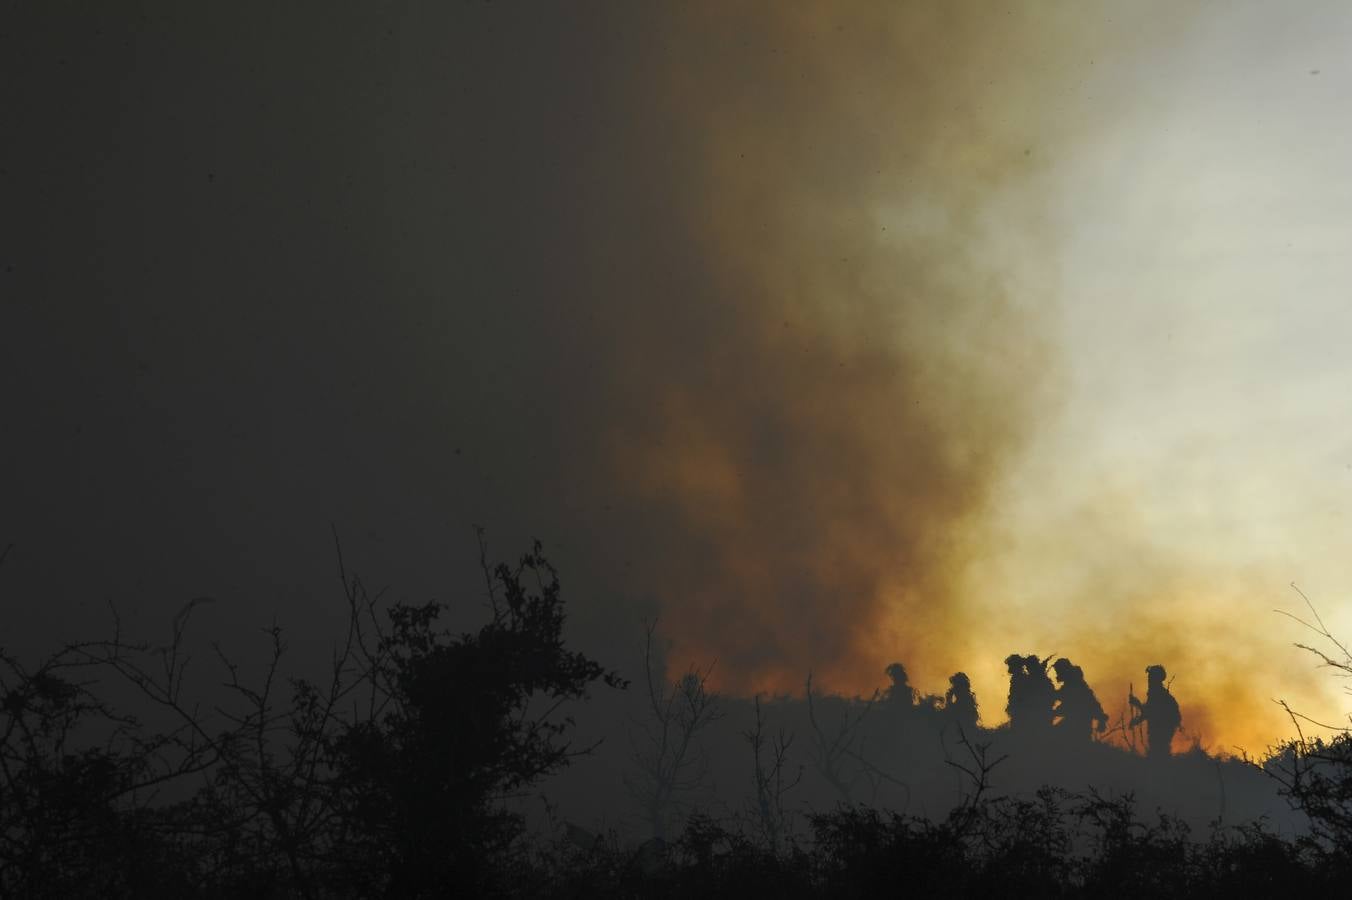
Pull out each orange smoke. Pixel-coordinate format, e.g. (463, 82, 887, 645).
(599, 3, 1070, 704)
(535, 2, 1343, 754)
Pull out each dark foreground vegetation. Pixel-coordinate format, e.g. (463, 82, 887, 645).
(2, 538, 1350, 898)
(516, 794, 1352, 899)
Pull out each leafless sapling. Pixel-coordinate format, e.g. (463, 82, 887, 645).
(742, 693, 802, 851)
(804, 672, 878, 804)
(625, 619, 722, 841)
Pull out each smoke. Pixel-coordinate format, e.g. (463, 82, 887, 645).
(512, 3, 1338, 754)
(976, 498, 1340, 754)
(328, 2, 1336, 750)
(557, 3, 1081, 695)
(4, 1, 1338, 761)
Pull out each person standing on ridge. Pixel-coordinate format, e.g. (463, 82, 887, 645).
(1129, 664, 1182, 759)
(1005, 654, 1029, 729)
(1006, 654, 1055, 734)
(884, 662, 918, 712)
(944, 671, 979, 735)
(1051, 658, 1107, 742)
(1024, 654, 1057, 732)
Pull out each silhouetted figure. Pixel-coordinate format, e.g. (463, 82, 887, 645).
(1005, 653, 1056, 735)
(884, 662, 918, 712)
(1051, 658, 1107, 742)
(943, 671, 979, 735)
(1005, 654, 1026, 725)
(1024, 654, 1056, 729)
(1129, 664, 1182, 759)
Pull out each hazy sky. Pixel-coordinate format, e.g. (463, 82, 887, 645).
(3, 2, 1351, 755)
(964, 1, 1352, 750)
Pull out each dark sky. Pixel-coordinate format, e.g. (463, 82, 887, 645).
(4, 3, 1070, 696)
(4, 3, 645, 649)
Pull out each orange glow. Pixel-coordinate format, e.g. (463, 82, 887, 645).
(585, 2, 1348, 755)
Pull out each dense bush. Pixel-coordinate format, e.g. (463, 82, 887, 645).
(1, 539, 623, 898)
(2, 543, 1350, 897)
(515, 791, 1350, 899)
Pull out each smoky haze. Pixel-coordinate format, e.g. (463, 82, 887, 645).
(6, 2, 1322, 753)
(585, 4, 1067, 692)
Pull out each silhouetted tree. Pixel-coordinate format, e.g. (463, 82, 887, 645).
(15, 533, 1352, 896)
(804, 673, 877, 803)
(325, 537, 627, 896)
(0, 610, 217, 897)
(943, 726, 1008, 839)
(742, 694, 802, 852)
(43, 533, 625, 897)
(1268, 585, 1352, 849)
(625, 620, 721, 842)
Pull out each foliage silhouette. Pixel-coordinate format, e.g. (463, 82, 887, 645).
(6, 546, 1352, 896)
(323, 536, 627, 896)
(625, 619, 721, 842)
(1267, 585, 1352, 852)
(1, 534, 625, 898)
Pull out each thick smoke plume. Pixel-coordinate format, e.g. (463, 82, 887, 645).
(579, 3, 1073, 694)
(506, 4, 1331, 753)
(9, 1, 1327, 756)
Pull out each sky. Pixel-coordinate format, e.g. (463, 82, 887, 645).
(964, 0, 1352, 751)
(3, 2, 1351, 756)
